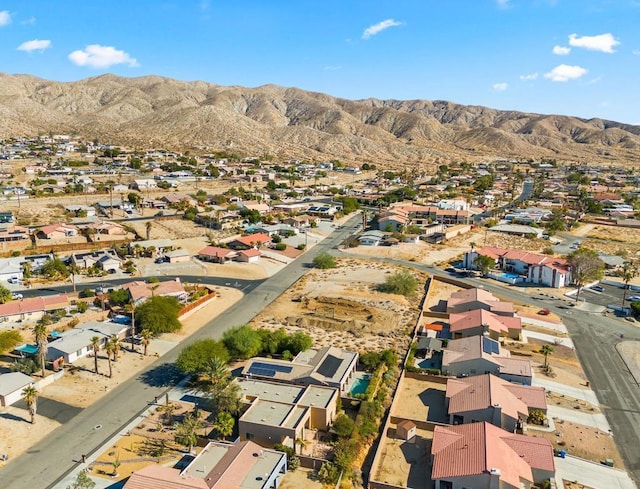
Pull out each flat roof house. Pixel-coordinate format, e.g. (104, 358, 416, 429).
(238, 379, 339, 447)
(0, 372, 34, 407)
(242, 346, 358, 394)
(431, 422, 554, 489)
(124, 440, 287, 489)
(46, 321, 128, 364)
(445, 374, 547, 432)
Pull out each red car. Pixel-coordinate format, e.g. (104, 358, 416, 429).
(538, 308, 551, 316)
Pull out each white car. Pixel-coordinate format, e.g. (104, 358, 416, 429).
(628, 296, 640, 302)
(12, 293, 23, 300)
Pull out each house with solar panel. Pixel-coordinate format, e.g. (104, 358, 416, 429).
(241, 346, 359, 394)
(441, 336, 532, 385)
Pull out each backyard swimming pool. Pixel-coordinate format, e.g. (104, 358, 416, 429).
(349, 373, 372, 397)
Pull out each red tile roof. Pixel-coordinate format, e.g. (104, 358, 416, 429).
(449, 309, 522, 335)
(0, 294, 69, 318)
(431, 422, 554, 486)
(197, 246, 236, 258)
(446, 374, 546, 420)
(123, 465, 208, 489)
(122, 279, 185, 303)
(233, 233, 271, 247)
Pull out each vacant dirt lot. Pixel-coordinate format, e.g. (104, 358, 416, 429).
(529, 420, 622, 468)
(252, 258, 426, 354)
(374, 427, 433, 489)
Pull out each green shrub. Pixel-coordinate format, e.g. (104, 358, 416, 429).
(275, 243, 287, 251)
(377, 269, 418, 296)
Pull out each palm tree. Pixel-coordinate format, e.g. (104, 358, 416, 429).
(541, 344, 554, 369)
(125, 301, 137, 351)
(174, 410, 203, 453)
(90, 336, 101, 374)
(145, 221, 152, 240)
(34, 323, 48, 378)
(68, 263, 80, 295)
(22, 385, 38, 424)
(104, 340, 114, 378)
(212, 411, 235, 440)
(621, 261, 638, 308)
(109, 335, 121, 362)
(140, 329, 153, 356)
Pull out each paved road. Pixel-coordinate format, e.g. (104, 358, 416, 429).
(341, 252, 640, 485)
(0, 215, 363, 489)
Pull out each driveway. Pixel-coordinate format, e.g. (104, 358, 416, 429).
(531, 377, 600, 406)
(555, 455, 636, 489)
(522, 330, 575, 349)
(547, 405, 611, 432)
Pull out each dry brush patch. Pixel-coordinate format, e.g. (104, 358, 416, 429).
(251, 259, 426, 355)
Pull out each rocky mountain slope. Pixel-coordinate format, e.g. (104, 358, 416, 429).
(1, 73, 639, 166)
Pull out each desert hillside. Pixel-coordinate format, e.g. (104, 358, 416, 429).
(1, 73, 639, 167)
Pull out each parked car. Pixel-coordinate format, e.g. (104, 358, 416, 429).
(12, 293, 23, 300)
(591, 285, 605, 292)
(7, 276, 19, 284)
(627, 296, 640, 302)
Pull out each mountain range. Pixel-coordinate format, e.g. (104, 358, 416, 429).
(1, 73, 639, 166)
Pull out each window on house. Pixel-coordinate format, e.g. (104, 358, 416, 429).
(246, 433, 254, 440)
(439, 481, 453, 489)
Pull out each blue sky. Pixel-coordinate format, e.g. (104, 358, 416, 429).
(1, 1, 639, 124)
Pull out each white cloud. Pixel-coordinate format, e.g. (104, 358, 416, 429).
(21, 16, 36, 25)
(552, 45, 571, 55)
(492, 82, 508, 91)
(496, 0, 512, 9)
(17, 39, 51, 53)
(0, 10, 11, 26)
(569, 33, 620, 53)
(362, 19, 402, 40)
(68, 44, 139, 68)
(633, 49, 640, 56)
(544, 64, 587, 82)
(587, 76, 603, 85)
(519, 73, 539, 81)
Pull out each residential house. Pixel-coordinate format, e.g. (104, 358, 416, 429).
(0, 257, 23, 282)
(35, 223, 79, 240)
(442, 336, 532, 385)
(358, 230, 385, 246)
(447, 288, 515, 316)
(449, 309, 522, 341)
(164, 249, 191, 263)
(305, 205, 339, 217)
(243, 346, 359, 394)
(227, 233, 272, 250)
(252, 224, 299, 237)
(46, 321, 129, 364)
(464, 247, 571, 288)
(488, 224, 544, 238)
(129, 238, 173, 256)
(282, 215, 315, 229)
(238, 200, 271, 213)
(71, 250, 122, 273)
(445, 374, 547, 431)
(162, 194, 198, 207)
(133, 179, 157, 190)
(431, 422, 554, 489)
(0, 294, 70, 323)
(197, 246, 237, 264)
(236, 249, 261, 263)
(238, 379, 339, 447)
(122, 278, 188, 305)
(0, 372, 34, 407)
(85, 220, 128, 239)
(124, 441, 287, 489)
(0, 224, 30, 243)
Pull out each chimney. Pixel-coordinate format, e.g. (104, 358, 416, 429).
(489, 467, 501, 489)
(492, 403, 502, 425)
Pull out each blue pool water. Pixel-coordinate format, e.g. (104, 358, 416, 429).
(350, 374, 372, 396)
(15, 344, 38, 355)
(501, 272, 520, 280)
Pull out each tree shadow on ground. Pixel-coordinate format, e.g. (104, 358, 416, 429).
(138, 363, 184, 387)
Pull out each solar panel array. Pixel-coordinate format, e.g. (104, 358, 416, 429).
(248, 361, 293, 378)
(482, 337, 500, 355)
